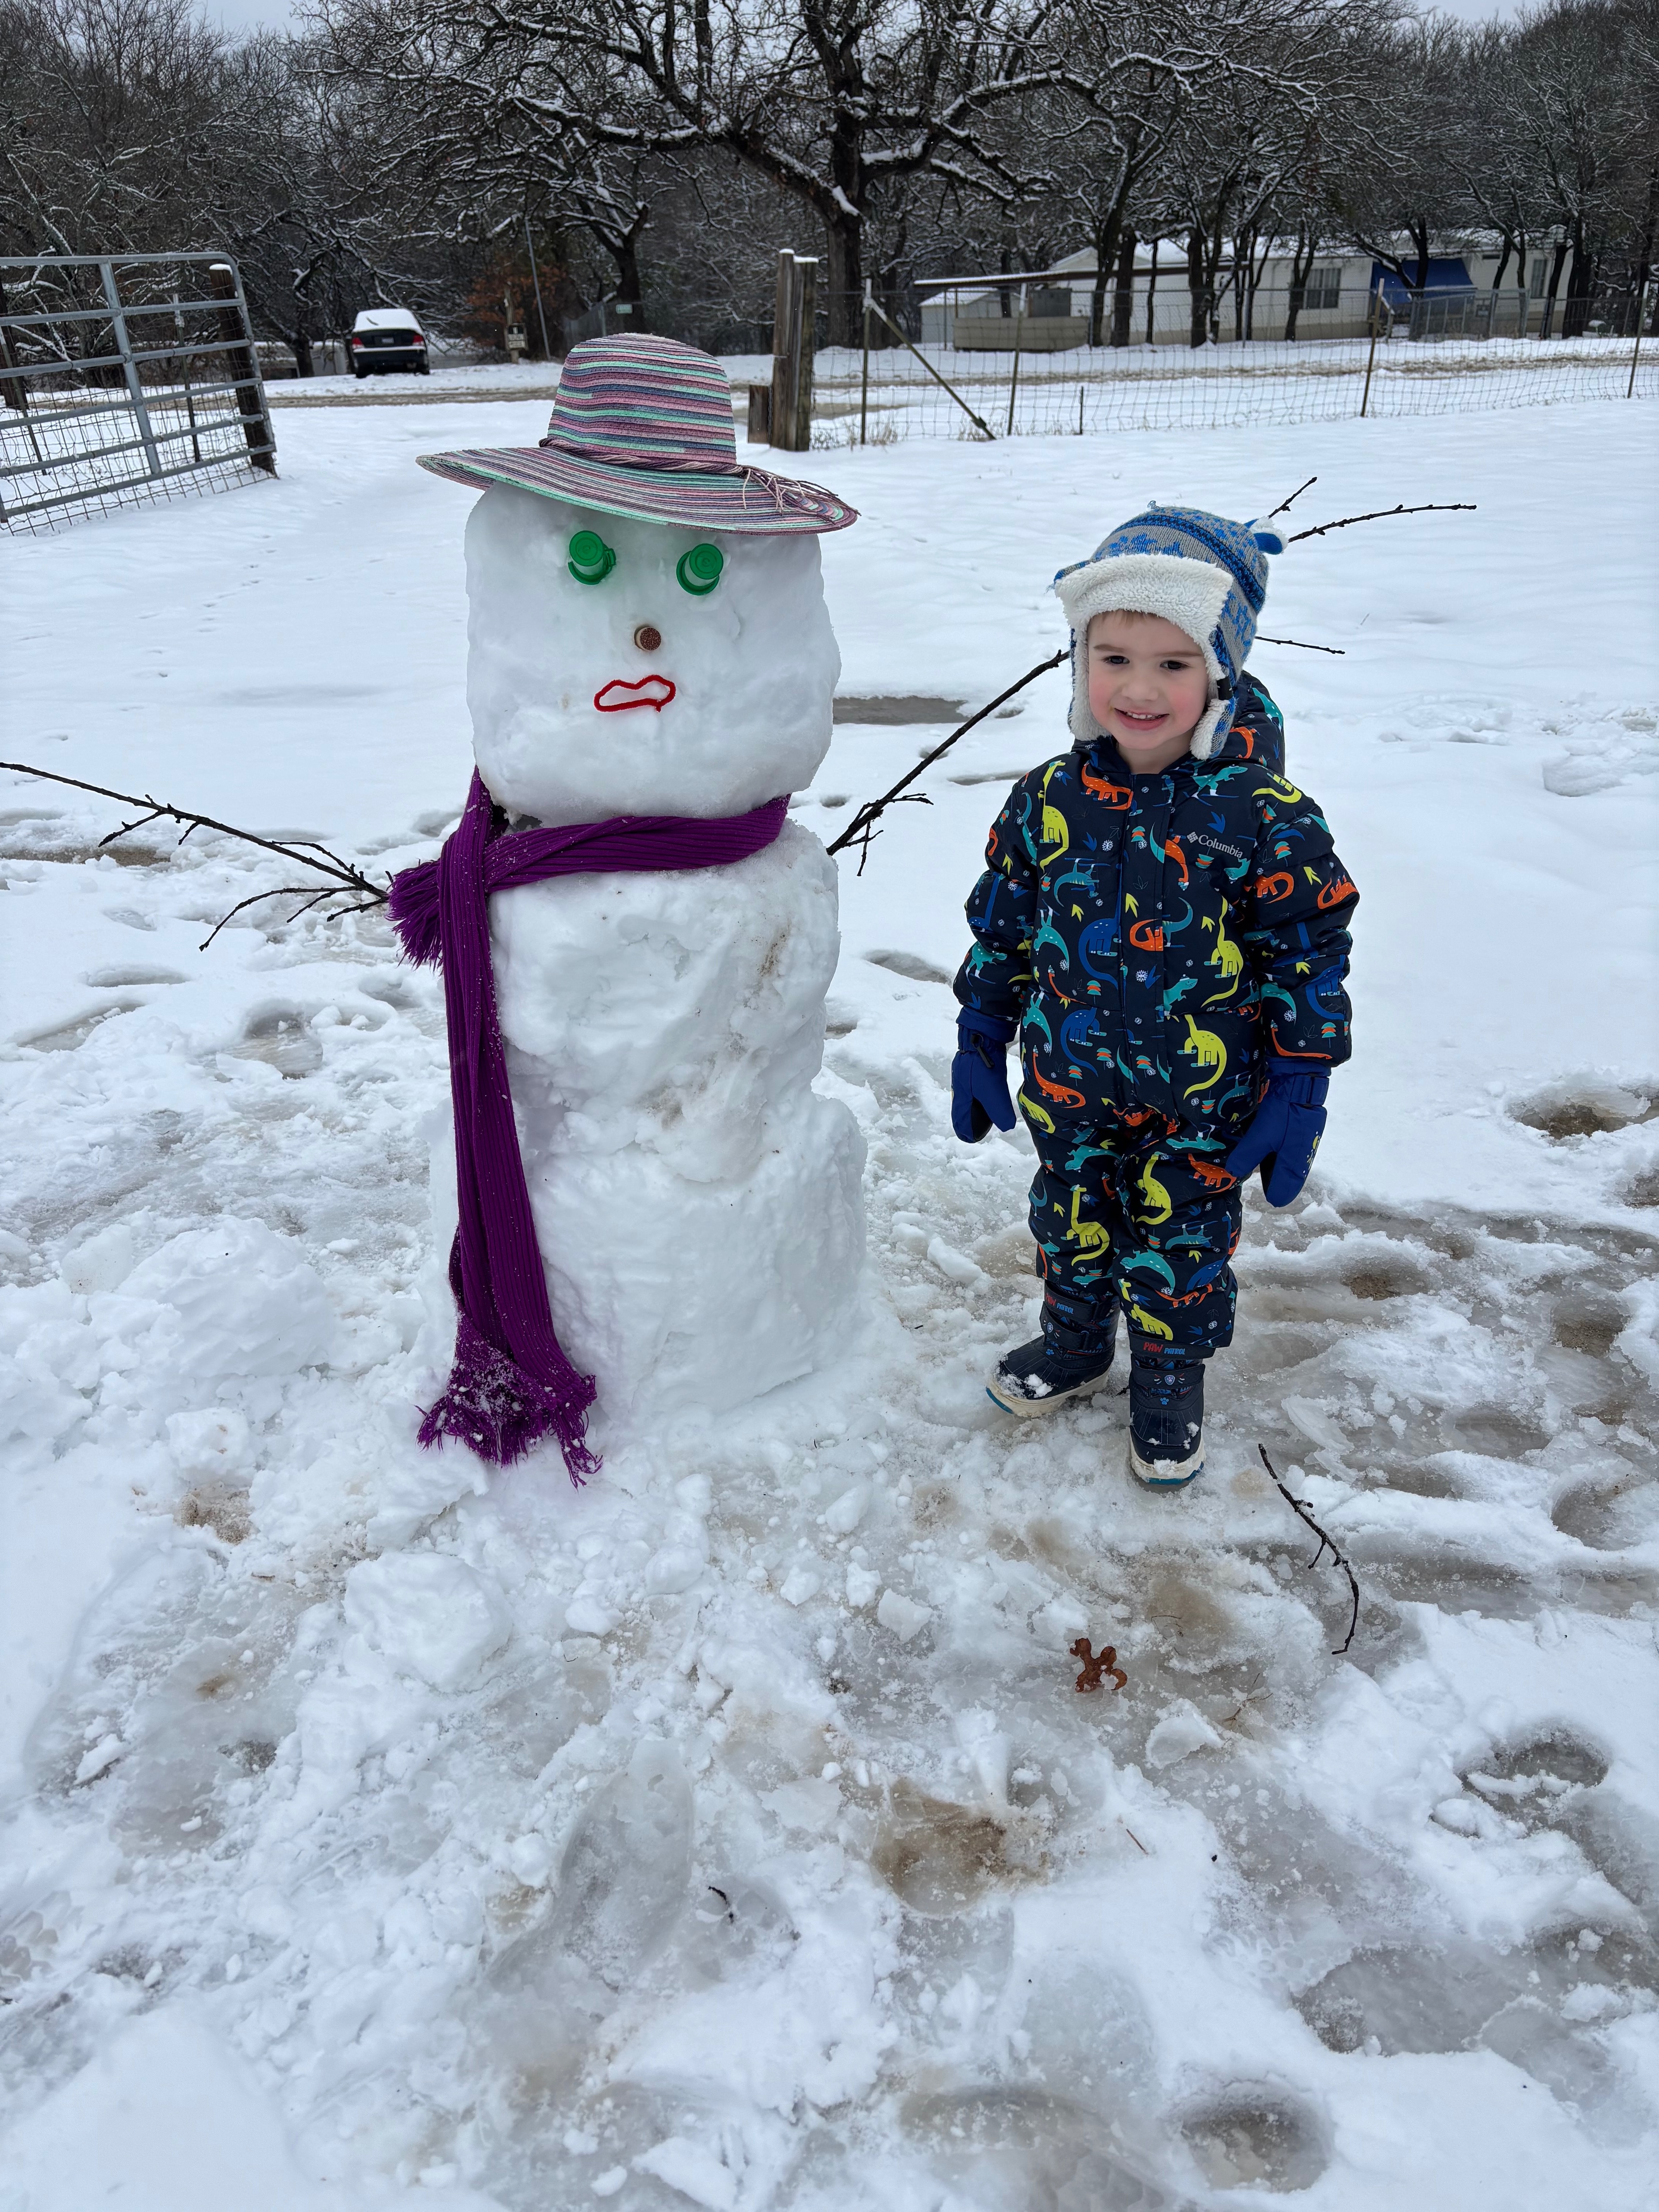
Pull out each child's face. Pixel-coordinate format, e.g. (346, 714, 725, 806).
(1086, 612, 1210, 772)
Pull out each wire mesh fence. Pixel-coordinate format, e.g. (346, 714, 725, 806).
(794, 284, 1654, 447)
(1, 253, 277, 533)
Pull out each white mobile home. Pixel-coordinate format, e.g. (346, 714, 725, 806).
(922, 237, 1556, 349)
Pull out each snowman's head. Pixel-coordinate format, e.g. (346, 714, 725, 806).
(465, 487, 840, 824)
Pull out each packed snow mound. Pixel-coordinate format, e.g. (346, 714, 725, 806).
(120, 1219, 336, 1379)
(464, 487, 840, 823)
(488, 825, 866, 1420)
(344, 1553, 513, 1692)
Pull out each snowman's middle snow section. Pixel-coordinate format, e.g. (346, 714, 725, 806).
(398, 486, 867, 1468)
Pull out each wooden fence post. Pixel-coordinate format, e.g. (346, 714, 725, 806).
(770, 252, 798, 452)
(208, 261, 277, 475)
(860, 284, 872, 445)
(0, 274, 29, 416)
(1359, 288, 1382, 419)
(792, 254, 816, 450)
(1628, 279, 1648, 399)
(769, 249, 818, 453)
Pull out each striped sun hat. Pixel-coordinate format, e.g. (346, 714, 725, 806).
(417, 333, 857, 535)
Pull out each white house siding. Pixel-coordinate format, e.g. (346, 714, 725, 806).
(915, 236, 1559, 351)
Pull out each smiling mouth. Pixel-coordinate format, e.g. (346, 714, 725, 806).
(594, 674, 676, 713)
(1114, 708, 1169, 730)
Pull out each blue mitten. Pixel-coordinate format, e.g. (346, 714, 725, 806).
(952, 1010, 1016, 1143)
(1225, 1062, 1330, 1206)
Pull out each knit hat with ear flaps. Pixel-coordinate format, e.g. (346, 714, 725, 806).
(1054, 504, 1287, 762)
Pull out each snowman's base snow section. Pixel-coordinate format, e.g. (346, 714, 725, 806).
(489, 823, 866, 1431)
(3, 399, 1659, 2210)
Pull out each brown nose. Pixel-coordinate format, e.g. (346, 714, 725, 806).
(633, 623, 662, 653)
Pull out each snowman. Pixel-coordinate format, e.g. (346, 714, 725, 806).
(392, 335, 866, 1474)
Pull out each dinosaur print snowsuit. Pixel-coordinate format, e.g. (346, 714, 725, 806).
(954, 674, 1357, 1358)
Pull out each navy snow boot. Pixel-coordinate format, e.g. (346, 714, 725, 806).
(987, 1303, 1118, 1419)
(1128, 1350, 1205, 1488)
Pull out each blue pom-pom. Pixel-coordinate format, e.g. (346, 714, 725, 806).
(1249, 521, 1287, 554)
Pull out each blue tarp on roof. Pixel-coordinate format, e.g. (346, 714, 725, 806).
(1370, 259, 1472, 307)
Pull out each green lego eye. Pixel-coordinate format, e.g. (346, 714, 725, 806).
(676, 542, 723, 595)
(568, 530, 616, 585)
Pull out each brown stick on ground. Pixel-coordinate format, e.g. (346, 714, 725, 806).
(1070, 1637, 1127, 1694)
(1258, 1444, 1361, 1656)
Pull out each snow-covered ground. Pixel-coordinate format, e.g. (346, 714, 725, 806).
(2, 399, 1657, 2212)
(267, 361, 563, 406)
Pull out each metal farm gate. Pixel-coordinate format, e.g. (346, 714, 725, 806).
(0, 252, 277, 533)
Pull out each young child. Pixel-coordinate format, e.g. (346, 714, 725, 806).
(950, 505, 1358, 1487)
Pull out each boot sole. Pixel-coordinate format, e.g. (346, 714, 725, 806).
(986, 1367, 1115, 1419)
(1127, 1435, 1204, 1489)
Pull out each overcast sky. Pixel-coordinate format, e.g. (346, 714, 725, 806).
(204, 0, 302, 30)
(204, 0, 298, 29)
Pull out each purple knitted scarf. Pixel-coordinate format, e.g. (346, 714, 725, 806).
(391, 771, 789, 1479)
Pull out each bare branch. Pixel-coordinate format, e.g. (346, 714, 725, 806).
(826, 649, 1066, 870)
(1287, 502, 1477, 545)
(1258, 1444, 1360, 1657)
(1267, 474, 1317, 518)
(1, 760, 388, 901)
(99, 807, 170, 847)
(197, 883, 332, 950)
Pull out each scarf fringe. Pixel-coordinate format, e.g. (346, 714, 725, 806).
(388, 859, 442, 968)
(418, 1312, 598, 1483)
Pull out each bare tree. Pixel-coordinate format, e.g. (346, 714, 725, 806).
(1039, 2, 1194, 347)
(1501, 0, 1656, 333)
(316, 0, 1091, 343)
(1325, 13, 1471, 299)
(0, 0, 227, 257)
(1160, 0, 1374, 346)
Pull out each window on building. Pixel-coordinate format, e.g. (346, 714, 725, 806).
(1530, 256, 1549, 296)
(1303, 265, 1342, 311)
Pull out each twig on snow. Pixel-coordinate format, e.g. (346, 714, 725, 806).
(1258, 1444, 1360, 1657)
(1255, 635, 1346, 655)
(1, 758, 391, 949)
(1267, 475, 1317, 518)
(98, 805, 170, 846)
(826, 649, 1067, 875)
(198, 884, 348, 952)
(1286, 501, 1475, 545)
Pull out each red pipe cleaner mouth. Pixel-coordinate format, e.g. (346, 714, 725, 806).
(594, 674, 676, 713)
